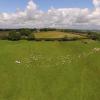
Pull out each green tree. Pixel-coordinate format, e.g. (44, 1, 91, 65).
(8, 30, 21, 41)
(20, 29, 32, 36)
(28, 33, 35, 40)
(87, 32, 100, 41)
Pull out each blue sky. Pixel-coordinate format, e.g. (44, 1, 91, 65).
(0, 0, 93, 12)
(0, 0, 100, 29)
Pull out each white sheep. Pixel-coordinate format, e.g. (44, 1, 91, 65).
(15, 61, 21, 64)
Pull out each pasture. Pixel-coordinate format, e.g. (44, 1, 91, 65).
(0, 31, 87, 40)
(0, 40, 100, 100)
(34, 31, 86, 39)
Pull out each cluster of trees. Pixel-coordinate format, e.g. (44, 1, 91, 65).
(0, 28, 100, 41)
(0, 28, 89, 33)
(87, 32, 100, 41)
(7, 29, 81, 41)
(8, 29, 35, 41)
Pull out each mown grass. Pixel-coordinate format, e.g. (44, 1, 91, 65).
(34, 31, 86, 39)
(0, 40, 100, 100)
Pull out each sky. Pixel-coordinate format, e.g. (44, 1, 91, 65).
(0, 0, 93, 12)
(0, 0, 100, 29)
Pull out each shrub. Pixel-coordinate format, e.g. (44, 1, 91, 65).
(21, 36, 28, 40)
(62, 35, 68, 41)
(72, 37, 79, 40)
(27, 33, 35, 40)
(87, 32, 100, 41)
(20, 29, 32, 36)
(8, 31, 21, 41)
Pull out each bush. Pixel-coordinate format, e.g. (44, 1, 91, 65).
(72, 37, 79, 40)
(87, 32, 100, 41)
(20, 29, 32, 36)
(8, 31, 21, 41)
(27, 33, 35, 40)
(62, 35, 68, 41)
(21, 36, 28, 40)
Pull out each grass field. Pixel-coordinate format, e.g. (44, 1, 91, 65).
(35, 31, 86, 39)
(0, 40, 100, 100)
(0, 31, 87, 39)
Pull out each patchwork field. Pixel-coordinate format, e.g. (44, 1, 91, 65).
(0, 40, 100, 100)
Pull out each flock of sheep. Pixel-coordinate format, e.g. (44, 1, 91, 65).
(15, 48, 100, 65)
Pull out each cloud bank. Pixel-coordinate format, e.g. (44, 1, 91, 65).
(0, 0, 100, 29)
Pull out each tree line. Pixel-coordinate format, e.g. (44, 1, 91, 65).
(0, 28, 100, 41)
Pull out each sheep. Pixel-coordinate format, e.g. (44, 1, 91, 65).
(15, 60, 21, 64)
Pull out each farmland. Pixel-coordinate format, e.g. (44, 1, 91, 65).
(34, 31, 86, 39)
(0, 40, 100, 100)
(0, 30, 87, 40)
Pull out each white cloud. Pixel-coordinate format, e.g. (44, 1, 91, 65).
(0, 0, 100, 29)
(26, 0, 37, 10)
(93, 0, 100, 8)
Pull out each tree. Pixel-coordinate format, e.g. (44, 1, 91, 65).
(8, 30, 21, 41)
(28, 33, 35, 40)
(87, 32, 100, 41)
(20, 29, 32, 36)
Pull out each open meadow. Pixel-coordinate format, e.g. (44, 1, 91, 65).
(1, 0, 100, 99)
(0, 40, 100, 100)
(34, 31, 86, 39)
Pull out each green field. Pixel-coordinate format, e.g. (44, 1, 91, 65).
(0, 40, 100, 100)
(34, 31, 86, 39)
(0, 31, 87, 39)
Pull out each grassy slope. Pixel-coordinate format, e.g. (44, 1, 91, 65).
(35, 31, 86, 39)
(0, 40, 100, 100)
(0, 31, 87, 39)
